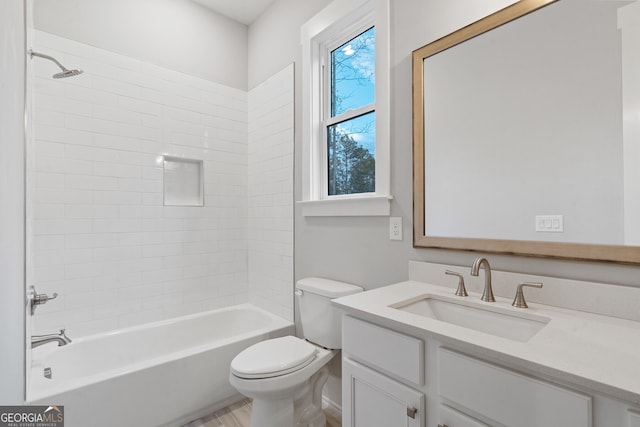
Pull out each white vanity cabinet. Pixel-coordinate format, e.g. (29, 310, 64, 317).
(341, 314, 640, 427)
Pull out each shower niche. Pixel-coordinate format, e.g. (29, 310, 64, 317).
(163, 156, 204, 207)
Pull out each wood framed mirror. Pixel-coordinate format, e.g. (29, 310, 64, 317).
(412, 0, 640, 264)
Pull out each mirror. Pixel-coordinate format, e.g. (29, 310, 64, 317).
(413, 0, 640, 263)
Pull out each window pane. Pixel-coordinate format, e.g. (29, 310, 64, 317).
(327, 112, 375, 196)
(331, 27, 375, 117)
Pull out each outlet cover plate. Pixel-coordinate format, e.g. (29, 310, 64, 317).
(390, 217, 402, 240)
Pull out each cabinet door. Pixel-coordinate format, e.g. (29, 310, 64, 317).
(342, 357, 425, 427)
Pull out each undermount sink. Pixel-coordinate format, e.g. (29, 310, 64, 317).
(390, 295, 550, 342)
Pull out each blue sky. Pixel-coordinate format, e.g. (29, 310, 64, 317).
(331, 27, 376, 154)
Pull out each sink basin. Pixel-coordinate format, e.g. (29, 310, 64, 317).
(390, 295, 550, 342)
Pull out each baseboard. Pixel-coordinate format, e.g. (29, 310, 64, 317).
(322, 396, 342, 421)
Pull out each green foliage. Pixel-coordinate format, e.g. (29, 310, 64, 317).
(328, 127, 375, 195)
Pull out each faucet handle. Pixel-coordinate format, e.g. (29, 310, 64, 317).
(512, 282, 543, 308)
(445, 270, 468, 297)
(27, 286, 59, 315)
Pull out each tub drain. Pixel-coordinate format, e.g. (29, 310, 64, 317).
(44, 367, 52, 379)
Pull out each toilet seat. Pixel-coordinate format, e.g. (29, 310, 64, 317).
(231, 336, 318, 379)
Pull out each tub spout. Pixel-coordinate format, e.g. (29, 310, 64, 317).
(31, 329, 72, 349)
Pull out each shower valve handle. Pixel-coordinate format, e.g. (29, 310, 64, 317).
(27, 286, 58, 315)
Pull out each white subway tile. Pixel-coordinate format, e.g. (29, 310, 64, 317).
(33, 235, 65, 252)
(93, 218, 142, 233)
(33, 264, 65, 283)
(35, 172, 65, 189)
(93, 191, 142, 206)
(28, 32, 271, 337)
(142, 193, 163, 206)
(118, 309, 163, 329)
(93, 104, 142, 125)
(33, 219, 92, 235)
(34, 204, 65, 219)
(65, 262, 107, 279)
(92, 133, 142, 152)
(118, 95, 162, 116)
(65, 175, 118, 191)
(93, 162, 142, 179)
(118, 232, 143, 246)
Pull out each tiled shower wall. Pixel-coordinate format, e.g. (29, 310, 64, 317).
(247, 65, 294, 321)
(30, 31, 250, 337)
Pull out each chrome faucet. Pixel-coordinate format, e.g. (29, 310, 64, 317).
(31, 329, 72, 349)
(470, 257, 495, 302)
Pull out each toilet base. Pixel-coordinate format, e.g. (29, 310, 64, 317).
(247, 367, 330, 427)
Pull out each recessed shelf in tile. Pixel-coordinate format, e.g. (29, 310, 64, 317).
(163, 156, 204, 207)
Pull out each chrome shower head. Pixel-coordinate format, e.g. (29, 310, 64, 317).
(53, 69, 83, 79)
(29, 50, 84, 79)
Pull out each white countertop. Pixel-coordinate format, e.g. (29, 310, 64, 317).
(333, 280, 640, 406)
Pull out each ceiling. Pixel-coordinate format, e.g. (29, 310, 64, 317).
(191, 0, 277, 25)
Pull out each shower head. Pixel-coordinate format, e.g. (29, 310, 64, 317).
(29, 50, 84, 79)
(53, 69, 83, 79)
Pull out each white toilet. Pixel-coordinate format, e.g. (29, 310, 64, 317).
(229, 277, 363, 427)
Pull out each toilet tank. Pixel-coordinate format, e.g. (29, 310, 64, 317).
(296, 277, 363, 350)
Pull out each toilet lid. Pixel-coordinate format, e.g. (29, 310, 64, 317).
(231, 336, 318, 379)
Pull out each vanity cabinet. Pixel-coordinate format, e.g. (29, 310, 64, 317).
(341, 314, 640, 427)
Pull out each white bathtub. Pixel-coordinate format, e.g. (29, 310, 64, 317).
(27, 304, 294, 427)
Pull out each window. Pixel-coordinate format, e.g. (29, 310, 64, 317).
(326, 27, 376, 196)
(301, 0, 390, 216)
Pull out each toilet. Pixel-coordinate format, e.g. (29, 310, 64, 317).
(229, 277, 363, 427)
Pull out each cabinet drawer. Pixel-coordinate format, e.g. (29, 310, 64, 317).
(439, 404, 489, 427)
(439, 348, 592, 427)
(343, 316, 424, 385)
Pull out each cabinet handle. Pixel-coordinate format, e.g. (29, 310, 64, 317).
(407, 407, 418, 419)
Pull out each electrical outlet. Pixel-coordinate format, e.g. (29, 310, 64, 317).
(535, 215, 563, 232)
(390, 217, 402, 240)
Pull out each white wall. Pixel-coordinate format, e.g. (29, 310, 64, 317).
(248, 0, 331, 89)
(248, 64, 295, 321)
(0, 0, 26, 404)
(30, 31, 249, 338)
(249, 0, 640, 406)
(33, 0, 248, 91)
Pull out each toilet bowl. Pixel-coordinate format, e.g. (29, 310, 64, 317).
(229, 336, 335, 427)
(228, 277, 363, 427)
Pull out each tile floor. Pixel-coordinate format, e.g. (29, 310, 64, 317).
(183, 398, 341, 427)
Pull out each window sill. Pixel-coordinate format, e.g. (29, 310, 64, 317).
(298, 195, 392, 217)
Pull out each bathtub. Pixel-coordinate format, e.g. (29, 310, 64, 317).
(27, 304, 294, 427)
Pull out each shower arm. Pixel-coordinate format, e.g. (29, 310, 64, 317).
(29, 50, 68, 72)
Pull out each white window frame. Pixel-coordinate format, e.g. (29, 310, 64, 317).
(300, 0, 391, 217)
